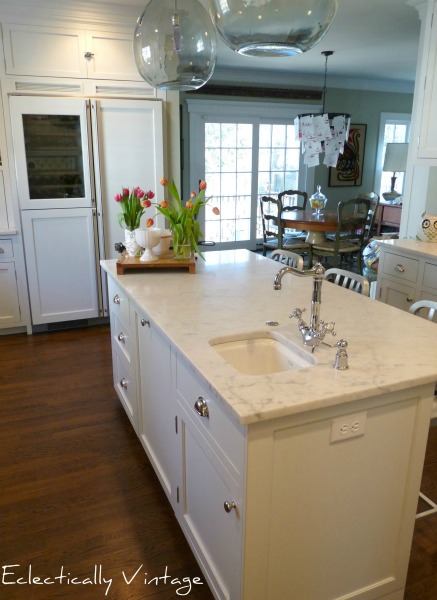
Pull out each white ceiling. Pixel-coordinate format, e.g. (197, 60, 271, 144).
(201, 0, 422, 93)
(32, 0, 422, 94)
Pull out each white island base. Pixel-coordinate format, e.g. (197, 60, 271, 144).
(102, 250, 437, 600)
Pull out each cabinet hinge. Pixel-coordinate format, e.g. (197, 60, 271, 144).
(175, 415, 178, 434)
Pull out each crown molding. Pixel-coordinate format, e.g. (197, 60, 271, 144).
(0, 0, 141, 29)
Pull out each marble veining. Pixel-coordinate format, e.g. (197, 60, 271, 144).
(101, 250, 437, 425)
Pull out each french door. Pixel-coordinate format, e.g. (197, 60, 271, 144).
(187, 99, 315, 251)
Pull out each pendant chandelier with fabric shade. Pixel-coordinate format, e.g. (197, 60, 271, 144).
(133, 0, 217, 91)
(295, 51, 351, 168)
(209, 0, 339, 57)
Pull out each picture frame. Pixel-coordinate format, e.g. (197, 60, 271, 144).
(329, 123, 367, 187)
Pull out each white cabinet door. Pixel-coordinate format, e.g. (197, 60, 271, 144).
(9, 96, 93, 210)
(85, 31, 143, 81)
(91, 99, 164, 260)
(21, 208, 100, 324)
(2, 24, 143, 81)
(418, 1, 437, 159)
(378, 277, 416, 311)
(0, 261, 21, 324)
(137, 314, 178, 505)
(178, 410, 243, 600)
(2, 24, 88, 78)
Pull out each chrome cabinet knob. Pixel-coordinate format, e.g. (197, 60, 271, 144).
(120, 378, 128, 389)
(84, 51, 94, 59)
(117, 332, 126, 343)
(141, 318, 150, 327)
(113, 294, 121, 304)
(194, 397, 209, 418)
(0, 247, 4, 253)
(406, 296, 414, 303)
(395, 264, 406, 273)
(224, 501, 237, 513)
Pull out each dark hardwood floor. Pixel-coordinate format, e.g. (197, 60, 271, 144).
(1, 324, 436, 600)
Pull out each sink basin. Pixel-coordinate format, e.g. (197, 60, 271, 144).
(209, 330, 316, 376)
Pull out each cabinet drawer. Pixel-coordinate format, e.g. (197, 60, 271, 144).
(112, 312, 133, 365)
(382, 251, 419, 284)
(113, 349, 137, 430)
(176, 357, 245, 481)
(0, 239, 13, 259)
(423, 261, 437, 292)
(108, 277, 130, 328)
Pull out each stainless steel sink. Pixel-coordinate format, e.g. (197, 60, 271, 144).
(209, 330, 316, 375)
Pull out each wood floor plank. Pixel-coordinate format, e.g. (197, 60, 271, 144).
(1, 325, 436, 599)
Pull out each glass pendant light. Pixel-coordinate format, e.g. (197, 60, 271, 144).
(209, 0, 339, 57)
(134, 0, 217, 91)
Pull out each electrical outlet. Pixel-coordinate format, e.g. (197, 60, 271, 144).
(330, 412, 367, 443)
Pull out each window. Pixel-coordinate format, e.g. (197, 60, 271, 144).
(187, 99, 315, 251)
(374, 113, 411, 199)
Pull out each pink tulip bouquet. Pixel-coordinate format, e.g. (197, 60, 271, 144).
(143, 178, 219, 259)
(114, 186, 155, 231)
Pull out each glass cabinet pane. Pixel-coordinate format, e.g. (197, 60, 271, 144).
(22, 114, 86, 199)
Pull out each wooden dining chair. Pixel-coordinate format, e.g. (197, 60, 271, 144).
(311, 197, 371, 273)
(356, 191, 380, 245)
(324, 267, 370, 296)
(408, 299, 437, 518)
(279, 189, 308, 240)
(270, 249, 304, 270)
(260, 196, 310, 260)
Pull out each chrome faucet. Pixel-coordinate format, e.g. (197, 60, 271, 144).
(280, 262, 336, 352)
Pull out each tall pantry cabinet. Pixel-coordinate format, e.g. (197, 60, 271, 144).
(0, 1, 168, 333)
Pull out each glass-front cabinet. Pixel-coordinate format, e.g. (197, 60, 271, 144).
(22, 114, 86, 200)
(9, 96, 93, 210)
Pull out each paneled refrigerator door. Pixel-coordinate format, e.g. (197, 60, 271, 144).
(20, 208, 100, 325)
(9, 95, 93, 210)
(90, 98, 164, 261)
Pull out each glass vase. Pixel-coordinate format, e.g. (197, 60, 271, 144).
(173, 233, 193, 260)
(124, 229, 140, 257)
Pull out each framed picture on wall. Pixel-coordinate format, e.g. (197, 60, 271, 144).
(329, 123, 367, 187)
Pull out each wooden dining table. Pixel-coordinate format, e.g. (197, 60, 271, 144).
(281, 209, 340, 244)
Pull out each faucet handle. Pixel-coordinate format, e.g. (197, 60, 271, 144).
(289, 307, 306, 319)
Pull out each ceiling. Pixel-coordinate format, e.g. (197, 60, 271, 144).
(83, 0, 423, 94)
(200, 0, 422, 93)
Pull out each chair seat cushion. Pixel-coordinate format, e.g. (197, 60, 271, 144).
(312, 240, 360, 253)
(283, 238, 310, 250)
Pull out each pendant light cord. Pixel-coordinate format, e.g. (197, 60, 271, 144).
(321, 50, 333, 115)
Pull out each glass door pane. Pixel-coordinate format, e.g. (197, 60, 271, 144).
(204, 122, 253, 244)
(23, 114, 86, 200)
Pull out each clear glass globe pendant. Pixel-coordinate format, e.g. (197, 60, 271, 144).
(209, 0, 339, 57)
(134, 0, 217, 91)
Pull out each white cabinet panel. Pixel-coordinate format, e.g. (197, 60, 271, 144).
(85, 31, 142, 82)
(2, 24, 88, 78)
(0, 172, 8, 230)
(137, 313, 177, 504)
(21, 208, 100, 324)
(2, 24, 143, 81)
(0, 261, 21, 324)
(418, 1, 437, 159)
(91, 98, 164, 260)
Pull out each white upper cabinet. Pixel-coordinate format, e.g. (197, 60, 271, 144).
(417, 1, 437, 160)
(2, 23, 143, 81)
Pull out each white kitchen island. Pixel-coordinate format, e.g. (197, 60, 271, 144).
(101, 250, 437, 600)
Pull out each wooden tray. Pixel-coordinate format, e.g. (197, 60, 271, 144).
(116, 251, 196, 274)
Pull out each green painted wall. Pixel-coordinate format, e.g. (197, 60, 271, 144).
(312, 87, 413, 208)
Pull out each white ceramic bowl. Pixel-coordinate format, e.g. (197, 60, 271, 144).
(153, 229, 172, 255)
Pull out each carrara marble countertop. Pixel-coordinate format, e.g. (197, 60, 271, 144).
(376, 237, 437, 259)
(101, 250, 437, 425)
